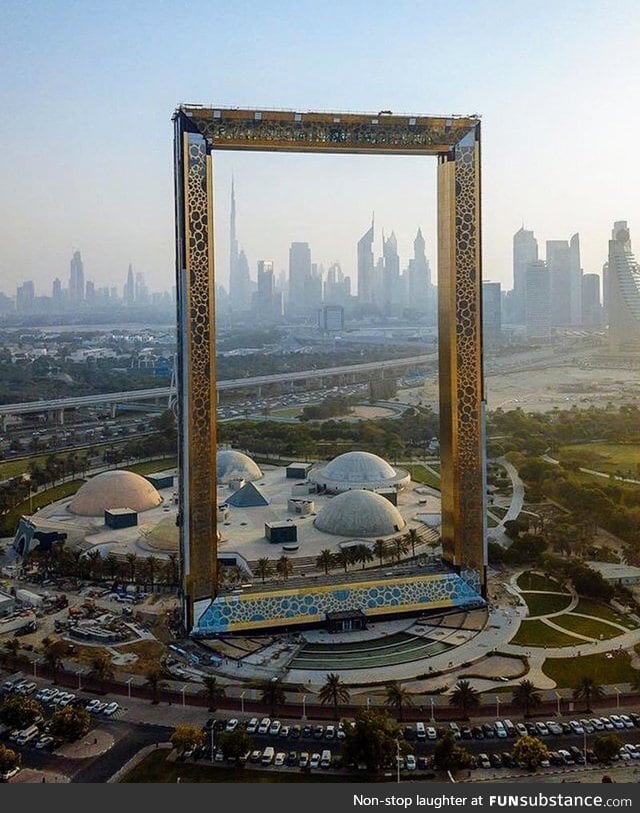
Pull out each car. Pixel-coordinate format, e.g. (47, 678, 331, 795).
(502, 752, 515, 768)
(203, 718, 216, 732)
(103, 702, 119, 716)
(415, 722, 426, 740)
(461, 726, 473, 740)
(12, 680, 28, 693)
(58, 693, 76, 707)
(274, 752, 286, 767)
(482, 723, 495, 738)
(395, 755, 405, 771)
(225, 719, 239, 732)
(586, 749, 598, 764)
(91, 702, 107, 714)
(560, 722, 572, 735)
(403, 725, 415, 741)
(494, 721, 507, 739)
(336, 723, 346, 741)
(320, 750, 332, 769)
(472, 726, 484, 740)
(610, 714, 625, 730)
(490, 753, 503, 769)
(579, 719, 594, 734)
(20, 682, 37, 696)
(629, 713, 640, 727)
(569, 720, 584, 735)
(261, 747, 275, 766)
(535, 722, 549, 737)
(623, 744, 640, 760)
(426, 726, 437, 740)
(525, 723, 537, 736)
(569, 746, 585, 765)
(418, 756, 430, 770)
(478, 753, 491, 769)
(35, 735, 54, 750)
(600, 717, 615, 731)
(618, 747, 632, 761)
(214, 749, 225, 762)
(503, 720, 516, 737)
(309, 753, 321, 769)
(1, 766, 20, 781)
(301, 725, 312, 738)
(549, 751, 563, 767)
(249, 750, 262, 764)
(291, 725, 301, 739)
(287, 751, 298, 766)
(620, 714, 634, 729)
(449, 722, 461, 740)
(313, 725, 324, 739)
(590, 718, 604, 732)
(213, 718, 227, 732)
(85, 699, 102, 712)
(547, 721, 563, 735)
(1, 681, 14, 694)
(279, 725, 290, 739)
(325, 725, 335, 740)
(257, 718, 271, 735)
(299, 752, 309, 768)
(245, 717, 258, 734)
(405, 754, 416, 771)
(557, 749, 574, 765)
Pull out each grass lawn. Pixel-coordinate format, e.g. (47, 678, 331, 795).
(122, 750, 358, 783)
(572, 598, 637, 629)
(520, 592, 572, 617)
(270, 406, 304, 418)
(487, 515, 499, 528)
(126, 458, 176, 475)
(516, 572, 567, 593)
(552, 613, 625, 640)
(510, 619, 588, 648)
(557, 443, 640, 477)
(0, 479, 85, 535)
(406, 464, 441, 490)
(542, 651, 638, 689)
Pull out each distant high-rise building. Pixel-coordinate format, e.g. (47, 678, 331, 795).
(288, 241, 312, 317)
(482, 281, 502, 341)
(228, 179, 251, 311)
(525, 260, 551, 339)
(406, 227, 434, 321)
(253, 260, 282, 323)
(357, 218, 375, 305)
(69, 250, 85, 304)
(607, 221, 640, 351)
(569, 233, 583, 326)
(16, 281, 35, 313)
(135, 272, 149, 305)
(547, 239, 572, 327)
(581, 273, 602, 327)
(513, 227, 538, 323)
(52, 277, 62, 304)
(85, 280, 95, 304)
(318, 304, 344, 333)
(124, 264, 135, 306)
(382, 230, 401, 316)
(324, 262, 351, 305)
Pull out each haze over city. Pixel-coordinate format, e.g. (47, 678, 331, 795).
(2, 0, 640, 293)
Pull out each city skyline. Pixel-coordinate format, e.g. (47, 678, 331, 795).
(2, 1, 640, 293)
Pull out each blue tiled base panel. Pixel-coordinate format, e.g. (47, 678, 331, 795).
(192, 572, 483, 634)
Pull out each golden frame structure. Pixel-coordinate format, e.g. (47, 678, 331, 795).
(173, 106, 487, 630)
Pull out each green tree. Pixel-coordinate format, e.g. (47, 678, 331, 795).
(373, 539, 387, 566)
(0, 696, 43, 730)
(512, 679, 542, 719)
(0, 744, 20, 775)
(405, 528, 419, 559)
(433, 731, 473, 772)
(573, 676, 605, 712)
(318, 673, 351, 720)
(3, 639, 20, 671)
(341, 709, 403, 774)
(49, 706, 91, 741)
(171, 724, 205, 755)
(144, 667, 165, 705)
(88, 652, 114, 692)
(593, 733, 624, 764)
(275, 556, 293, 580)
(258, 679, 286, 716)
(217, 729, 254, 761)
(316, 549, 335, 576)
(201, 676, 226, 712)
(352, 544, 374, 570)
(42, 640, 67, 684)
(333, 548, 353, 573)
(449, 680, 480, 721)
(384, 680, 414, 722)
(391, 536, 409, 564)
(512, 734, 549, 771)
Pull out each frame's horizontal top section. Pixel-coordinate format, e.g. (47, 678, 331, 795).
(176, 105, 479, 155)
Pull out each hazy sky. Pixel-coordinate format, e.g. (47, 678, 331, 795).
(2, 0, 640, 296)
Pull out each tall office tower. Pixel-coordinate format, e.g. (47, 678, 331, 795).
(357, 218, 375, 304)
(513, 227, 538, 323)
(52, 277, 62, 306)
(525, 260, 551, 339)
(318, 304, 344, 333)
(308, 263, 323, 310)
(569, 233, 583, 325)
(253, 260, 281, 322)
(124, 264, 135, 306)
(407, 227, 433, 319)
(324, 262, 351, 304)
(228, 179, 251, 311)
(85, 280, 96, 304)
(602, 261, 609, 322)
(607, 221, 640, 351)
(382, 230, 401, 315)
(68, 250, 85, 305)
(547, 239, 572, 327)
(582, 273, 602, 327)
(288, 241, 312, 317)
(135, 271, 149, 304)
(482, 281, 502, 342)
(110, 286, 118, 302)
(16, 281, 35, 313)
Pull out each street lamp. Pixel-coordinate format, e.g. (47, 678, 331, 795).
(240, 691, 246, 716)
(32, 658, 37, 678)
(429, 697, 435, 723)
(302, 694, 307, 721)
(181, 684, 187, 708)
(77, 669, 82, 691)
(555, 691, 561, 717)
(396, 738, 401, 784)
(583, 729, 587, 767)
(126, 676, 133, 700)
(614, 686, 621, 710)
(495, 695, 501, 720)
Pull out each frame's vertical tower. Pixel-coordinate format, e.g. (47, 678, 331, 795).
(437, 124, 487, 595)
(174, 112, 218, 629)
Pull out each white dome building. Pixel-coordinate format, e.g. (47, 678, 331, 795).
(68, 470, 163, 516)
(216, 450, 262, 484)
(314, 490, 406, 538)
(309, 451, 410, 494)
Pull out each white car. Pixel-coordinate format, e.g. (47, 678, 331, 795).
(225, 719, 239, 732)
(516, 723, 527, 736)
(610, 715, 625, 730)
(620, 714, 634, 729)
(1, 766, 20, 781)
(274, 752, 286, 767)
(246, 717, 259, 734)
(478, 753, 491, 769)
(426, 726, 437, 740)
(494, 721, 507, 738)
(103, 701, 119, 716)
(337, 723, 346, 740)
(257, 718, 271, 735)
(618, 747, 631, 761)
(279, 725, 290, 738)
(579, 719, 594, 734)
(269, 720, 282, 736)
(405, 754, 417, 771)
(569, 720, 584, 735)
(86, 699, 102, 712)
(590, 718, 605, 731)
(325, 725, 335, 740)
(309, 753, 321, 769)
(547, 721, 563, 735)
(35, 735, 54, 750)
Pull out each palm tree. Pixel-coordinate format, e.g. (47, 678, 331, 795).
(3, 638, 20, 671)
(125, 552, 139, 584)
(512, 679, 542, 718)
(42, 640, 66, 684)
(573, 676, 605, 712)
(316, 549, 335, 576)
(255, 558, 273, 583)
(318, 673, 351, 720)
(201, 676, 226, 711)
(144, 667, 165, 704)
(104, 553, 120, 581)
(391, 536, 409, 564)
(385, 680, 414, 722)
(89, 652, 114, 693)
(405, 528, 419, 559)
(333, 548, 352, 573)
(258, 679, 286, 716)
(373, 539, 387, 567)
(164, 553, 179, 588)
(352, 544, 374, 570)
(276, 556, 293, 580)
(449, 680, 480, 720)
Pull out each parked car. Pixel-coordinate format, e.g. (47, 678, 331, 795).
(309, 753, 321, 769)
(225, 719, 239, 733)
(478, 753, 491, 769)
(246, 718, 258, 734)
(516, 723, 527, 737)
(426, 726, 437, 740)
(535, 722, 550, 737)
(494, 721, 507, 739)
(274, 752, 286, 767)
(257, 718, 271, 735)
(103, 702, 119, 716)
(299, 752, 309, 768)
(279, 725, 290, 739)
(405, 754, 416, 771)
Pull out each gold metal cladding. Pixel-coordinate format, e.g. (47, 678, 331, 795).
(182, 130, 217, 604)
(173, 106, 486, 629)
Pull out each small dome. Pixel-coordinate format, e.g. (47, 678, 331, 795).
(309, 451, 409, 493)
(217, 450, 262, 484)
(314, 490, 406, 538)
(69, 470, 163, 516)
